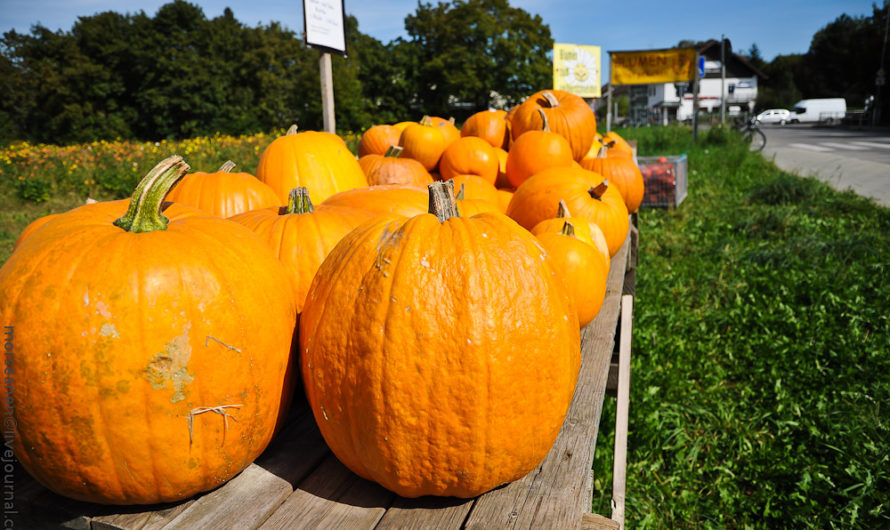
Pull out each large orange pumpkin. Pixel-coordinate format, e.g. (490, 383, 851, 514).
(300, 181, 580, 498)
(166, 160, 281, 217)
(256, 125, 368, 204)
(0, 156, 297, 504)
(13, 212, 61, 250)
(460, 109, 510, 149)
(505, 110, 574, 188)
(428, 116, 461, 146)
(358, 124, 402, 157)
(509, 90, 597, 161)
(359, 146, 434, 188)
(230, 188, 374, 312)
(507, 166, 629, 256)
(581, 147, 645, 214)
(322, 184, 429, 218)
(438, 136, 499, 184)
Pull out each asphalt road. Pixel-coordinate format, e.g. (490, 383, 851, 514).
(758, 124, 890, 207)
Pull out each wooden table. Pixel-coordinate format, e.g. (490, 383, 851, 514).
(12, 226, 637, 530)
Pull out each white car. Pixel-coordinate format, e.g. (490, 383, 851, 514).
(755, 109, 791, 125)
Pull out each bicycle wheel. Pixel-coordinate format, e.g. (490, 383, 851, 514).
(749, 128, 766, 151)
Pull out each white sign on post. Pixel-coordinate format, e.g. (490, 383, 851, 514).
(303, 0, 347, 56)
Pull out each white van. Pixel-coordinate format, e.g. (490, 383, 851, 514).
(789, 98, 847, 124)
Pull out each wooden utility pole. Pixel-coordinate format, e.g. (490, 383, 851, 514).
(319, 52, 335, 133)
(693, 52, 700, 142)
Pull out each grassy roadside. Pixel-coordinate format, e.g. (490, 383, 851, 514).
(592, 126, 890, 527)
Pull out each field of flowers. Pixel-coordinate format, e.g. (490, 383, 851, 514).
(0, 131, 361, 264)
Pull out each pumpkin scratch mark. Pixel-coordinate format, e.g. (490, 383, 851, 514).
(205, 336, 242, 353)
(187, 404, 243, 447)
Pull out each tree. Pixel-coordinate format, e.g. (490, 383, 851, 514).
(403, 0, 553, 118)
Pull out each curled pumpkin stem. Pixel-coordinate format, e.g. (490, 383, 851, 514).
(540, 91, 560, 108)
(536, 108, 551, 132)
(114, 155, 190, 233)
(385, 145, 404, 158)
(557, 199, 571, 218)
(286, 124, 299, 135)
(217, 160, 237, 173)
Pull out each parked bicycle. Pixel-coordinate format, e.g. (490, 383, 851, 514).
(735, 117, 766, 152)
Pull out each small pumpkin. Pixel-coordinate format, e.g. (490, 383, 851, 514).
(438, 136, 499, 184)
(602, 131, 634, 156)
(505, 109, 574, 188)
(0, 156, 297, 504)
(256, 125, 368, 204)
(532, 200, 610, 273)
(300, 181, 580, 498)
(509, 90, 597, 161)
(495, 187, 515, 213)
(230, 188, 374, 312)
(399, 117, 450, 171)
(358, 124, 402, 157)
(454, 183, 502, 217)
(166, 160, 281, 217)
(507, 166, 629, 256)
(460, 108, 510, 149)
(536, 221, 609, 327)
(428, 116, 461, 147)
(322, 184, 430, 218)
(449, 174, 500, 206)
(359, 146, 434, 188)
(581, 147, 645, 214)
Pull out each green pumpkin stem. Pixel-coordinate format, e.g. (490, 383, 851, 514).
(561, 221, 576, 237)
(428, 180, 460, 222)
(385, 145, 404, 158)
(588, 179, 610, 201)
(286, 187, 314, 215)
(286, 124, 299, 135)
(455, 183, 466, 200)
(218, 160, 237, 172)
(557, 200, 571, 218)
(420, 116, 433, 127)
(113, 155, 190, 233)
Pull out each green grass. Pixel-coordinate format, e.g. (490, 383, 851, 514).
(591, 125, 890, 528)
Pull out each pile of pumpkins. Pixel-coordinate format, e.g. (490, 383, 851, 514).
(0, 89, 643, 505)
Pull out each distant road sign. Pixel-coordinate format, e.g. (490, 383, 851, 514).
(698, 56, 705, 78)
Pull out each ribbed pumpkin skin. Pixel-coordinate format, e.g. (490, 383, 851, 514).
(166, 169, 281, 217)
(300, 211, 580, 498)
(0, 199, 296, 504)
(509, 90, 596, 161)
(439, 136, 499, 184)
(256, 131, 368, 204)
(581, 156, 645, 214)
(460, 109, 510, 149)
(507, 166, 629, 256)
(358, 125, 402, 157)
(230, 203, 373, 312)
(322, 185, 430, 217)
(536, 231, 608, 327)
(13, 212, 60, 250)
(359, 153, 434, 188)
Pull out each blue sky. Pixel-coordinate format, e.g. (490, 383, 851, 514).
(0, 0, 879, 64)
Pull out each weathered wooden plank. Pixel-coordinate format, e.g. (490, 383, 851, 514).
(375, 495, 473, 529)
(464, 238, 630, 530)
(611, 295, 633, 529)
(252, 404, 330, 486)
(162, 464, 291, 529)
(91, 501, 195, 530)
(582, 512, 621, 530)
(259, 455, 393, 530)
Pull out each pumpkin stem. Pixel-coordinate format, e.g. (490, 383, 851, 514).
(448, 117, 456, 125)
(537, 108, 551, 132)
(285, 187, 314, 215)
(557, 200, 571, 218)
(540, 91, 560, 108)
(420, 116, 433, 127)
(588, 179, 610, 201)
(384, 145, 404, 158)
(455, 183, 466, 200)
(286, 124, 299, 135)
(114, 155, 190, 233)
(218, 160, 237, 172)
(561, 221, 576, 237)
(596, 146, 609, 159)
(428, 180, 460, 222)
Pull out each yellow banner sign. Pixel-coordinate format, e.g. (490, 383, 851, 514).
(553, 43, 601, 98)
(610, 48, 696, 85)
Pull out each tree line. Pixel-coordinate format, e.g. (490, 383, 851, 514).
(750, 4, 889, 117)
(0, 0, 552, 145)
